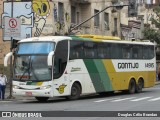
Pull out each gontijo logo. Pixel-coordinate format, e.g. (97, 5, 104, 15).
(118, 63, 139, 69)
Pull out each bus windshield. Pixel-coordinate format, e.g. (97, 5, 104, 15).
(13, 42, 55, 81)
(17, 42, 54, 54)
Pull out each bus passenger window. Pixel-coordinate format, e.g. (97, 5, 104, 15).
(70, 41, 83, 59)
(122, 44, 131, 59)
(84, 42, 97, 59)
(132, 45, 142, 59)
(132, 50, 138, 59)
(148, 46, 154, 59)
(110, 44, 121, 59)
(143, 46, 149, 59)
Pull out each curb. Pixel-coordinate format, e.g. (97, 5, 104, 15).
(155, 81, 160, 85)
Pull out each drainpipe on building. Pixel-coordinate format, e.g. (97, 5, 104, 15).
(118, 10, 121, 38)
(140, 17, 144, 40)
(101, 0, 105, 35)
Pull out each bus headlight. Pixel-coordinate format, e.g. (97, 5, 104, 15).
(40, 85, 51, 90)
(13, 85, 20, 89)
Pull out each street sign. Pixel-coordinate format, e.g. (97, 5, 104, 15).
(4, 17, 21, 38)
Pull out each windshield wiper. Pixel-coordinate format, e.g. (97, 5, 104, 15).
(19, 58, 31, 81)
(19, 66, 30, 81)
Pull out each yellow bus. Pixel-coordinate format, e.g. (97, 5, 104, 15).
(4, 35, 156, 102)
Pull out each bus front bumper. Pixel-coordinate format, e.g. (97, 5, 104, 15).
(12, 88, 53, 97)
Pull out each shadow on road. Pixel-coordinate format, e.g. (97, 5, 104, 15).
(18, 90, 154, 104)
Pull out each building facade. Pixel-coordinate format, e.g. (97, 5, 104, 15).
(0, 0, 122, 64)
(0, 0, 159, 64)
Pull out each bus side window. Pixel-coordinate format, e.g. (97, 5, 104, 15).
(143, 46, 149, 59)
(132, 45, 143, 59)
(70, 41, 83, 59)
(54, 40, 68, 79)
(110, 43, 121, 59)
(97, 43, 110, 59)
(122, 44, 131, 59)
(132, 48, 138, 59)
(148, 46, 154, 59)
(84, 42, 97, 59)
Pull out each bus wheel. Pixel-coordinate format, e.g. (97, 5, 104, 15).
(66, 83, 81, 100)
(128, 79, 136, 94)
(35, 97, 49, 102)
(136, 79, 144, 93)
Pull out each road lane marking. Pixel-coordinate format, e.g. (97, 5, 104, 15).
(0, 101, 12, 103)
(111, 97, 136, 102)
(130, 97, 152, 101)
(148, 97, 160, 101)
(94, 98, 120, 103)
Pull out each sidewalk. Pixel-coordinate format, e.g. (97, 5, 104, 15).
(155, 81, 160, 85)
(3, 81, 160, 101)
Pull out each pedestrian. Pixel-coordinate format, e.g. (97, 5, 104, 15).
(0, 73, 7, 100)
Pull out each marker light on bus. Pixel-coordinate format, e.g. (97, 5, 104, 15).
(13, 85, 20, 89)
(40, 85, 52, 90)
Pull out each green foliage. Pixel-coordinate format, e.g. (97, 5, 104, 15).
(143, 28, 160, 44)
(151, 18, 160, 28)
(153, 6, 160, 13)
(143, 6, 160, 43)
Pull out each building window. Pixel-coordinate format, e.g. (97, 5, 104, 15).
(58, 2, 64, 22)
(114, 18, 118, 34)
(104, 12, 109, 30)
(77, 12, 80, 24)
(71, 6, 76, 24)
(94, 9, 99, 27)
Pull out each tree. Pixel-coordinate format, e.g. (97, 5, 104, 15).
(143, 28, 160, 44)
(143, 6, 160, 44)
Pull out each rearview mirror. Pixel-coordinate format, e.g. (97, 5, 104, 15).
(4, 52, 13, 67)
(47, 51, 55, 67)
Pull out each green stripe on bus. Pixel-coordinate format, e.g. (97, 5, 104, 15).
(93, 60, 113, 91)
(84, 59, 105, 92)
(26, 82, 36, 85)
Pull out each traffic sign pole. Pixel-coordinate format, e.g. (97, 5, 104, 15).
(7, 0, 15, 100)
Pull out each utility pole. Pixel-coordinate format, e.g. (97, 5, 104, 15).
(7, 0, 14, 99)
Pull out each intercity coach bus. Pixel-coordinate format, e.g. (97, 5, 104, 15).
(4, 35, 156, 102)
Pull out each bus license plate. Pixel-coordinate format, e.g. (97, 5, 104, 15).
(25, 92, 32, 96)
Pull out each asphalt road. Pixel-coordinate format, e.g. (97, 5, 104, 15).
(1, 84, 160, 120)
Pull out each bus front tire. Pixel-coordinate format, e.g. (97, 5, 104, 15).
(128, 79, 136, 94)
(66, 83, 81, 100)
(35, 97, 49, 102)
